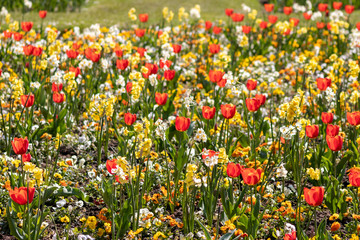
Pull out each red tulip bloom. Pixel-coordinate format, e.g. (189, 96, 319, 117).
(231, 13, 244, 22)
(326, 125, 340, 137)
(260, 21, 268, 29)
(39, 10, 47, 19)
(349, 168, 360, 187)
(242, 25, 252, 34)
(13, 32, 23, 41)
(3, 30, 12, 39)
(175, 116, 191, 132)
(283, 7, 293, 15)
(20, 94, 35, 108)
(159, 59, 172, 69)
(268, 15, 278, 24)
(66, 49, 79, 59)
(23, 45, 34, 56)
(347, 111, 360, 126)
(114, 47, 123, 57)
(32, 47, 42, 57)
(316, 22, 325, 29)
(254, 94, 266, 106)
(290, 18, 299, 27)
(246, 79, 257, 90)
(303, 12, 312, 20)
(205, 21, 213, 30)
(318, 3, 328, 12)
(305, 125, 319, 138)
(52, 82, 63, 92)
(209, 70, 224, 83)
(126, 82, 132, 93)
(106, 159, 118, 175)
(202, 106, 216, 120)
(221, 104, 236, 119)
(226, 162, 242, 178)
(155, 92, 168, 106)
(241, 167, 262, 185)
(137, 47, 146, 57)
(225, 8, 234, 17)
(304, 186, 324, 207)
(22, 153, 31, 162)
(139, 13, 149, 23)
(69, 67, 81, 77)
(333, 2, 343, 10)
(264, 4, 274, 12)
(21, 22, 33, 32)
(212, 26, 222, 34)
(12, 137, 29, 155)
(172, 44, 182, 53)
(164, 69, 176, 81)
(9, 187, 35, 205)
(116, 59, 129, 70)
(124, 113, 137, 126)
(316, 78, 331, 91)
(246, 98, 261, 112)
(217, 78, 227, 88)
(356, 22, 360, 31)
(284, 231, 297, 240)
(209, 44, 220, 54)
(321, 112, 333, 124)
(53, 92, 65, 103)
(326, 135, 343, 151)
(345, 5, 355, 14)
(135, 28, 145, 38)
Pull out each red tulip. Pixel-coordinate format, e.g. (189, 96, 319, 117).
(172, 44, 182, 53)
(268, 15, 278, 24)
(316, 78, 331, 91)
(225, 8, 234, 17)
(246, 79, 257, 90)
(345, 5, 355, 14)
(212, 26, 222, 34)
(326, 135, 343, 151)
(304, 186, 324, 207)
(69, 67, 81, 77)
(139, 13, 149, 23)
(290, 18, 299, 27)
(209, 44, 220, 54)
(221, 104, 236, 119)
(106, 159, 118, 175)
(202, 106, 216, 120)
(23, 45, 34, 56)
(22, 153, 31, 162)
(116, 59, 129, 70)
(159, 59, 172, 69)
(20, 94, 35, 108)
(231, 13, 244, 22)
(254, 94, 266, 106)
(241, 167, 262, 185)
(209, 70, 224, 83)
(306, 125, 319, 138)
(260, 21, 268, 29)
(326, 125, 340, 137)
(21, 22, 33, 32)
(155, 92, 168, 106)
(217, 78, 227, 88)
(135, 29, 145, 38)
(164, 69, 176, 81)
(205, 21, 213, 30)
(246, 98, 261, 112)
(52, 82, 63, 92)
(32, 47, 42, 57)
(264, 4, 274, 12)
(318, 3, 328, 12)
(284, 231, 297, 240)
(13, 32, 23, 41)
(126, 82, 132, 93)
(53, 92, 65, 103)
(12, 137, 29, 155)
(242, 25, 252, 34)
(303, 12, 312, 20)
(9, 187, 35, 205)
(114, 47, 123, 57)
(39, 10, 47, 19)
(124, 113, 137, 126)
(321, 112, 333, 124)
(347, 111, 360, 126)
(349, 168, 360, 187)
(137, 47, 146, 57)
(3, 30, 12, 39)
(66, 49, 79, 59)
(226, 162, 242, 178)
(283, 7, 293, 15)
(175, 116, 191, 132)
(317, 22, 325, 29)
(333, 2, 343, 10)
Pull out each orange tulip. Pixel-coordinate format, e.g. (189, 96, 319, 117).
(284, 231, 296, 240)
(304, 186, 324, 207)
(209, 44, 220, 54)
(241, 167, 262, 185)
(231, 13, 244, 22)
(349, 168, 360, 187)
(139, 13, 149, 23)
(226, 162, 242, 178)
(20, 94, 35, 108)
(321, 112, 333, 124)
(283, 7, 293, 15)
(39, 10, 47, 19)
(246, 79, 257, 90)
(106, 159, 118, 175)
(305, 125, 319, 138)
(209, 70, 224, 83)
(175, 116, 191, 132)
(221, 104, 236, 119)
(155, 92, 168, 106)
(333, 2, 343, 10)
(264, 4, 274, 12)
(9, 186, 35, 205)
(116, 59, 129, 70)
(268, 15, 278, 24)
(316, 77, 331, 91)
(53, 92, 65, 103)
(12, 137, 29, 155)
(21, 22, 33, 32)
(202, 106, 216, 120)
(326, 125, 339, 137)
(326, 135, 343, 151)
(347, 111, 360, 126)
(124, 113, 137, 126)
(245, 98, 261, 112)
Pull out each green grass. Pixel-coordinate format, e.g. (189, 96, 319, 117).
(12, 0, 261, 29)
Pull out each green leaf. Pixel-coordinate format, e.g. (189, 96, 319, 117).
(195, 219, 212, 240)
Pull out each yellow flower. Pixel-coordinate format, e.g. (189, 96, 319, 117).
(60, 216, 70, 223)
(85, 216, 97, 230)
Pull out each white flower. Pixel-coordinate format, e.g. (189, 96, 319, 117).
(56, 199, 67, 208)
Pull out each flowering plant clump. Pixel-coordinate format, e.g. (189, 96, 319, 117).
(2, 2, 360, 239)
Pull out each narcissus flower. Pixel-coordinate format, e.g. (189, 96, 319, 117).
(241, 167, 262, 185)
(20, 94, 35, 108)
(124, 113, 137, 126)
(12, 137, 29, 155)
(305, 125, 319, 138)
(347, 112, 360, 126)
(9, 186, 35, 205)
(155, 93, 168, 106)
(326, 135, 343, 151)
(221, 104, 236, 119)
(304, 186, 324, 207)
(175, 116, 190, 132)
(226, 162, 242, 178)
(202, 106, 216, 120)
